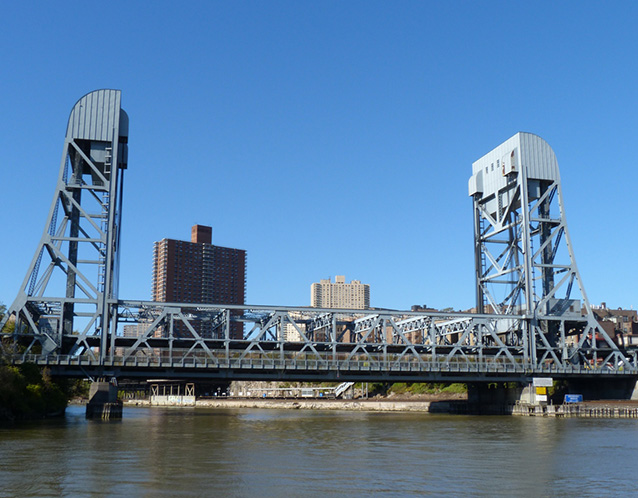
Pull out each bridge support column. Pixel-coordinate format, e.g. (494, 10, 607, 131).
(86, 380, 122, 420)
(467, 383, 523, 415)
(563, 378, 638, 401)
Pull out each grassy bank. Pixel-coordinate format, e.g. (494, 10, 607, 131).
(387, 382, 468, 396)
(354, 382, 468, 398)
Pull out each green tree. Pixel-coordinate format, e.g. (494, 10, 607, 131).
(0, 302, 15, 335)
(0, 363, 68, 421)
(0, 304, 67, 421)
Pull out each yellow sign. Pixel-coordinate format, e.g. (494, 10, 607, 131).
(536, 387, 547, 395)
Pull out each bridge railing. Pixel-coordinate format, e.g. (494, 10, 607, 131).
(14, 351, 635, 377)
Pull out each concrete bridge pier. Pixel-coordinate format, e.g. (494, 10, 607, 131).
(466, 383, 524, 414)
(563, 378, 638, 401)
(85, 380, 123, 420)
(468, 378, 638, 415)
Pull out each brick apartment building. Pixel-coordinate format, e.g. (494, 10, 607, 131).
(591, 302, 638, 347)
(152, 224, 246, 339)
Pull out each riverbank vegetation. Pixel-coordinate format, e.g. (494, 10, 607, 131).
(388, 382, 468, 396)
(0, 363, 68, 422)
(362, 382, 467, 397)
(0, 303, 71, 421)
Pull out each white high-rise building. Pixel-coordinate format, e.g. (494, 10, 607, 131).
(280, 311, 305, 342)
(310, 275, 370, 309)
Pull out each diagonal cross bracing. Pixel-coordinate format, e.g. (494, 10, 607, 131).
(1, 96, 633, 379)
(469, 132, 631, 371)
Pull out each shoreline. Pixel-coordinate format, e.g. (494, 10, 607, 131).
(198, 398, 455, 412)
(123, 397, 463, 413)
(120, 397, 638, 418)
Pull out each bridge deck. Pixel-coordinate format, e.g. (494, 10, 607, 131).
(15, 352, 635, 383)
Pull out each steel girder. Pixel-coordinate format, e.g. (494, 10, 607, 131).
(0, 90, 128, 362)
(470, 133, 629, 369)
(13, 300, 624, 376)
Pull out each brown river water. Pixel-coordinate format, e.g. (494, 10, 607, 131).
(0, 405, 636, 497)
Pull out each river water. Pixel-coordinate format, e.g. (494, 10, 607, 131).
(1, 405, 637, 497)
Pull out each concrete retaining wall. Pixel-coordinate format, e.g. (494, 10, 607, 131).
(196, 399, 438, 411)
(150, 395, 196, 406)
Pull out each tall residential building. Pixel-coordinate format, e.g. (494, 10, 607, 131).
(152, 224, 246, 339)
(310, 275, 370, 309)
(280, 311, 305, 342)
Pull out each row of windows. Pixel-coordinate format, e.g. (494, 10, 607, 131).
(484, 158, 504, 175)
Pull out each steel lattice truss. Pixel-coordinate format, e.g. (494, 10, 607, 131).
(469, 133, 632, 373)
(1, 97, 635, 381)
(9, 302, 636, 380)
(0, 90, 128, 361)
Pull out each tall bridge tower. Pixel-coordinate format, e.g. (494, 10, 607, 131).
(1, 90, 128, 362)
(469, 132, 621, 366)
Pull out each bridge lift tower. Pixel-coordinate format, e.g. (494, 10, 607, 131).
(0, 90, 128, 363)
(469, 132, 622, 367)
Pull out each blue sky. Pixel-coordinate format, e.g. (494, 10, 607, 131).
(1, 2, 636, 311)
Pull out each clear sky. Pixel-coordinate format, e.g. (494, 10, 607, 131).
(1, 2, 636, 312)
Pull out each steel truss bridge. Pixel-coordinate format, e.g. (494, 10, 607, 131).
(14, 301, 638, 383)
(2, 90, 637, 385)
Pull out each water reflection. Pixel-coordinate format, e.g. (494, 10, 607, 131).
(0, 407, 637, 497)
